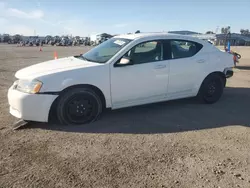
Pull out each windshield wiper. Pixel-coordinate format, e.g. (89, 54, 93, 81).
(82, 56, 92, 61)
(74, 55, 90, 61)
(76, 55, 104, 64)
(74, 55, 105, 64)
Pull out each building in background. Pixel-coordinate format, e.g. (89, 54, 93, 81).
(90, 33, 113, 45)
(168, 30, 216, 45)
(215, 33, 250, 46)
(168, 30, 201, 35)
(168, 30, 250, 46)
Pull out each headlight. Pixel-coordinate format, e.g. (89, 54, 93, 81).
(15, 79, 43, 94)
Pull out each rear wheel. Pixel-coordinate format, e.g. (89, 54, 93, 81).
(198, 74, 224, 104)
(56, 88, 102, 125)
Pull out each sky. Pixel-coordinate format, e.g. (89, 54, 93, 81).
(0, 0, 249, 36)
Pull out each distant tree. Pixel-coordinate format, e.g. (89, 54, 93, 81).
(221, 26, 230, 34)
(135, 30, 140, 34)
(206, 31, 215, 34)
(13, 34, 22, 43)
(3, 34, 11, 43)
(54, 35, 60, 43)
(45, 35, 52, 44)
(221, 27, 225, 34)
(45, 35, 52, 40)
(240, 29, 250, 35)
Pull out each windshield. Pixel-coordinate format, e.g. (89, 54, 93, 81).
(81, 38, 132, 63)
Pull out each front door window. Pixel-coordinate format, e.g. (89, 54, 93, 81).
(125, 41, 163, 64)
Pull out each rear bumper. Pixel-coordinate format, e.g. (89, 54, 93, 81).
(225, 70, 234, 78)
(223, 67, 234, 78)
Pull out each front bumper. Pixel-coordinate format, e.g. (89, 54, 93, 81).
(7, 85, 58, 122)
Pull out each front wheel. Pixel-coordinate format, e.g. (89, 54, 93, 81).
(198, 74, 224, 104)
(56, 88, 103, 125)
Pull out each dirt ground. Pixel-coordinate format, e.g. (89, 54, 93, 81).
(0, 44, 250, 188)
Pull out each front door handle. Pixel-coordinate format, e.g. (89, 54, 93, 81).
(154, 64, 166, 69)
(197, 59, 205, 63)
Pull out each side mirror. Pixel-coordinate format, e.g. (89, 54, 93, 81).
(115, 57, 133, 67)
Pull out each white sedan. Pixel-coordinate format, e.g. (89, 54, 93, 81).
(8, 33, 234, 125)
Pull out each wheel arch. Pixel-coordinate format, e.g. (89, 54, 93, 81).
(48, 84, 107, 122)
(197, 71, 226, 95)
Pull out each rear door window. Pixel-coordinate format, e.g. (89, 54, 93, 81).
(170, 40, 203, 59)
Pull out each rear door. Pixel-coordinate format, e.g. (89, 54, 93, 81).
(167, 39, 206, 99)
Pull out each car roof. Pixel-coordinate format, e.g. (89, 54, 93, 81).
(113, 32, 207, 44)
(114, 32, 177, 40)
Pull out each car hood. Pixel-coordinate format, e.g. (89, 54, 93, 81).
(15, 56, 101, 79)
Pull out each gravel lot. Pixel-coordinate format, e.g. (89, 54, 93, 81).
(0, 44, 250, 188)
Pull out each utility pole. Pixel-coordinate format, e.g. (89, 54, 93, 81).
(224, 26, 231, 51)
(215, 26, 219, 34)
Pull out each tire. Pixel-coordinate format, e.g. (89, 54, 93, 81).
(56, 88, 102, 125)
(198, 74, 224, 104)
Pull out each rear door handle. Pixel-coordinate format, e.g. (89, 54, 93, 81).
(154, 64, 166, 69)
(197, 59, 205, 63)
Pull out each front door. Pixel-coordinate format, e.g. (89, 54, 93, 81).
(110, 40, 170, 108)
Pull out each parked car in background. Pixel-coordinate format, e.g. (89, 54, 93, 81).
(8, 33, 235, 125)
